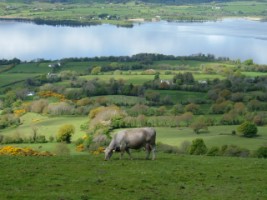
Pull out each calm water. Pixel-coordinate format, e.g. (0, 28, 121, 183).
(1, 19, 267, 64)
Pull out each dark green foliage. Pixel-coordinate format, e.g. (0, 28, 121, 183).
(255, 146, 267, 158)
(0, 114, 20, 129)
(207, 146, 220, 156)
(222, 145, 250, 158)
(189, 138, 207, 155)
(243, 59, 254, 65)
(237, 121, 258, 137)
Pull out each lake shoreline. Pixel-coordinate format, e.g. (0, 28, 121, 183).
(0, 16, 265, 28)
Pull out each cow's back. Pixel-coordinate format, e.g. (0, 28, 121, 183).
(119, 127, 156, 149)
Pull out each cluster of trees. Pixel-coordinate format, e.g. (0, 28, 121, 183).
(61, 53, 228, 64)
(0, 114, 20, 129)
(0, 58, 21, 65)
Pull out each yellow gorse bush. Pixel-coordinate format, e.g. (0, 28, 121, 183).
(0, 146, 54, 156)
(91, 146, 105, 155)
(38, 91, 66, 101)
(76, 144, 85, 152)
(14, 109, 26, 117)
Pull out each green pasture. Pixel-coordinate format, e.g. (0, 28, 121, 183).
(242, 71, 267, 77)
(156, 126, 267, 151)
(0, 154, 266, 200)
(6, 63, 49, 74)
(62, 61, 112, 73)
(0, 73, 40, 88)
(223, 1, 267, 15)
(0, 113, 88, 141)
(91, 95, 147, 106)
(82, 73, 156, 85)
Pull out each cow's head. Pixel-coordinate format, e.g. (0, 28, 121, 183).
(104, 147, 113, 161)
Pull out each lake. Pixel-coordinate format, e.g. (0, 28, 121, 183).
(1, 19, 267, 64)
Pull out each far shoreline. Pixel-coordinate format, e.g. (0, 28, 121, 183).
(0, 15, 265, 28)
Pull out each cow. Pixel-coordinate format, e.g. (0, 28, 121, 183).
(104, 127, 156, 160)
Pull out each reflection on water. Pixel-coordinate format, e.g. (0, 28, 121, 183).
(0, 19, 267, 64)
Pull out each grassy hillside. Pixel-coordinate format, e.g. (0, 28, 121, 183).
(0, 154, 266, 200)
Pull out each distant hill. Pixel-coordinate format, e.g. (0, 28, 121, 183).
(1, 0, 250, 5)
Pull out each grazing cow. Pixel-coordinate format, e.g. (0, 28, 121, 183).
(104, 127, 156, 160)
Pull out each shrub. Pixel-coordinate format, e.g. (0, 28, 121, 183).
(56, 124, 75, 143)
(178, 141, 191, 154)
(35, 135, 47, 143)
(222, 145, 250, 157)
(255, 146, 267, 158)
(75, 138, 84, 146)
(207, 146, 220, 156)
(49, 136, 55, 142)
(0, 146, 53, 156)
(91, 146, 105, 155)
(189, 138, 207, 155)
(237, 121, 258, 137)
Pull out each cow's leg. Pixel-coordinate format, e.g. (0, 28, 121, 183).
(120, 142, 126, 159)
(125, 148, 132, 160)
(151, 144, 156, 160)
(145, 143, 151, 160)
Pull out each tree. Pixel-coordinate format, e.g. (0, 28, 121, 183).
(190, 116, 208, 134)
(233, 102, 246, 115)
(171, 103, 184, 115)
(180, 112, 193, 126)
(237, 121, 258, 137)
(247, 99, 262, 111)
(57, 124, 75, 143)
(184, 103, 200, 114)
(243, 59, 253, 65)
(144, 91, 160, 103)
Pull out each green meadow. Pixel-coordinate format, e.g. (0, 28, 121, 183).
(0, 154, 266, 200)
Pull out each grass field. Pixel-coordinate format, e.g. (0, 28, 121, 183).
(0, 73, 40, 88)
(156, 126, 267, 151)
(0, 113, 88, 141)
(0, 154, 266, 200)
